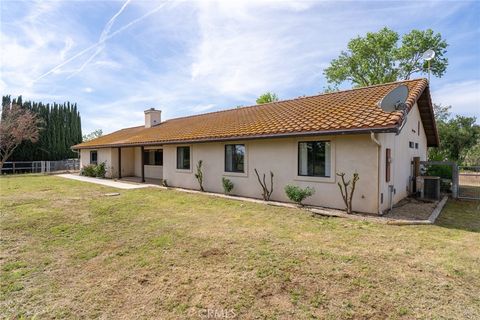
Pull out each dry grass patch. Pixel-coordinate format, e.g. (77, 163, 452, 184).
(0, 175, 479, 319)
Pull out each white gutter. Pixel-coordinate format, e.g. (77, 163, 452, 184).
(370, 132, 382, 215)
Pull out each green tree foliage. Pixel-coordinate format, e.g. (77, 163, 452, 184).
(256, 92, 279, 104)
(324, 27, 448, 87)
(429, 104, 479, 164)
(2, 95, 82, 161)
(83, 129, 103, 142)
(463, 139, 480, 166)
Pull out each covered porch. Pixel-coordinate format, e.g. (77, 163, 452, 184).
(114, 145, 164, 183)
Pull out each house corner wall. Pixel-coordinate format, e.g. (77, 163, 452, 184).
(79, 148, 117, 178)
(377, 102, 428, 212)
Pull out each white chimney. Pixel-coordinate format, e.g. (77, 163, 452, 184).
(144, 108, 161, 128)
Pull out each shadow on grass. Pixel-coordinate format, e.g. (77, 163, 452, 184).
(435, 199, 480, 233)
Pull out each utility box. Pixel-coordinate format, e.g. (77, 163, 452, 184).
(416, 176, 441, 200)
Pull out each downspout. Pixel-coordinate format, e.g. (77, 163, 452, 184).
(370, 132, 382, 215)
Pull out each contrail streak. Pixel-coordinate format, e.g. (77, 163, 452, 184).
(67, 0, 132, 78)
(33, 0, 169, 83)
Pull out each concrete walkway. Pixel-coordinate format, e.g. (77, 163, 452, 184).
(57, 174, 155, 189)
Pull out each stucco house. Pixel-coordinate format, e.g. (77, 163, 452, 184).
(72, 78, 438, 214)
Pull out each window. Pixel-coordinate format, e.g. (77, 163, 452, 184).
(415, 143, 419, 149)
(143, 149, 163, 166)
(176, 146, 190, 170)
(298, 141, 331, 177)
(90, 151, 98, 165)
(409, 141, 415, 148)
(225, 144, 245, 172)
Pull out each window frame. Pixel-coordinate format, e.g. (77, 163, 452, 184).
(176, 146, 191, 171)
(90, 150, 98, 165)
(143, 149, 163, 166)
(297, 141, 331, 178)
(224, 144, 245, 173)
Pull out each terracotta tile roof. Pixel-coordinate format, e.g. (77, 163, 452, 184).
(73, 78, 438, 149)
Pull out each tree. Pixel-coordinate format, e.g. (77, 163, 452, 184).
(2, 95, 82, 161)
(463, 139, 480, 166)
(256, 92, 279, 104)
(324, 27, 448, 87)
(429, 104, 480, 163)
(82, 129, 103, 142)
(0, 104, 42, 169)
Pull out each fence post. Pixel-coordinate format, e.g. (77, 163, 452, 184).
(12, 162, 15, 174)
(452, 162, 459, 199)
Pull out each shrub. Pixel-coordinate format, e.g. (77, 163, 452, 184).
(425, 164, 452, 179)
(284, 185, 315, 206)
(337, 172, 359, 214)
(222, 177, 234, 194)
(80, 162, 106, 178)
(80, 164, 96, 177)
(94, 162, 106, 178)
(254, 169, 274, 201)
(194, 160, 204, 191)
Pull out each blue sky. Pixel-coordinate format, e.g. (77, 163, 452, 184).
(1, 0, 479, 134)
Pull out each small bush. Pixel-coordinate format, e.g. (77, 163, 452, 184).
(222, 177, 234, 194)
(80, 164, 96, 177)
(94, 162, 106, 178)
(284, 185, 315, 206)
(80, 162, 106, 178)
(425, 165, 452, 179)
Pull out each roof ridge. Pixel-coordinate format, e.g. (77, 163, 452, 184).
(161, 78, 428, 124)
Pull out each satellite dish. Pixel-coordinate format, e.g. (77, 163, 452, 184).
(379, 85, 409, 112)
(422, 49, 436, 61)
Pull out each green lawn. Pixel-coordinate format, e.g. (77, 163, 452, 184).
(1, 175, 479, 319)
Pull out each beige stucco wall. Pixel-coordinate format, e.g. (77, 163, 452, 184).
(162, 134, 379, 214)
(80, 148, 116, 178)
(377, 103, 428, 212)
(80, 146, 162, 179)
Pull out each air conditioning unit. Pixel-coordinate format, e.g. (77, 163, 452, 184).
(416, 176, 441, 200)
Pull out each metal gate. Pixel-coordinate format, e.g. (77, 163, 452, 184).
(458, 166, 480, 200)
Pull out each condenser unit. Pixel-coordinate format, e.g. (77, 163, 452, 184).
(416, 176, 441, 200)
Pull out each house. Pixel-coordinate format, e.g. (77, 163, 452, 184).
(72, 78, 438, 214)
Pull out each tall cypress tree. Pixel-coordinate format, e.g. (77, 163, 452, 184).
(2, 95, 83, 161)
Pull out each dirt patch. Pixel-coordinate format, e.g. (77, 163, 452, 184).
(384, 198, 437, 220)
(200, 248, 226, 258)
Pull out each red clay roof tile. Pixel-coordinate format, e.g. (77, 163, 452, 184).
(73, 78, 437, 149)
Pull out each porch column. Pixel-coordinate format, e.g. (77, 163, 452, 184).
(118, 147, 122, 179)
(140, 146, 145, 182)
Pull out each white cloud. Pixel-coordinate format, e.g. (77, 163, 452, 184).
(191, 103, 216, 113)
(433, 80, 480, 120)
(1, 0, 478, 135)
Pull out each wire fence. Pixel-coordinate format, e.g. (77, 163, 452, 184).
(1, 159, 80, 174)
(458, 166, 480, 200)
